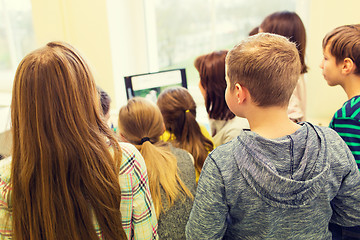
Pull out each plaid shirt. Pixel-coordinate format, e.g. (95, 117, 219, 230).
(0, 142, 158, 239)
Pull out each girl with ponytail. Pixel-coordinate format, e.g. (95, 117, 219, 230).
(157, 87, 214, 181)
(118, 97, 195, 239)
(0, 42, 157, 240)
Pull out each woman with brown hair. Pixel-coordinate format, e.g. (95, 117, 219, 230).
(260, 11, 308, 122)
(157, 87, 214, 182)
(195, 50, 249, 147)
(118, 97, 196, 239)
(0, 42, 157, 239)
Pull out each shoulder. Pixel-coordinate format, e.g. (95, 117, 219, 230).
(170, 146, 195, 174)
(0, 157, 12, 200)
(207, 136, 241, 170)
(309, 124, 356, 166)
(212, 118, 248, 146)
(118, 142, 147, 176)
(220, 117, 249, 132)
(306, 123, 346, 145)
(170, 146, 192, 160)
(333, 96, 360, 120)
(0, 157, 11, 182)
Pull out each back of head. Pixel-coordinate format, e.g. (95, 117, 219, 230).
(194, 50, 235, 120)
(157, 87, 213, 173)
(118, 97, 193, 217)
(97, 86, 111, 118)
(323, 24, 360, 75)
(157, 87, 197, 138)
(118, 97, 164, 144)
(226, 33, 301, 107)
(11, 42, 126, 239)
(260, 11, 307, 74)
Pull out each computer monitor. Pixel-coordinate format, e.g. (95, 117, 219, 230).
(124, 68, 187, 102)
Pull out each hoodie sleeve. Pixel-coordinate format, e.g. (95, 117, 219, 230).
(330, 140, 360, 227)
(185, 155, 228, 239)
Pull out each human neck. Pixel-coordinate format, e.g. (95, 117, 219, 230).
(245, 105, 301, 139)
(342, 75, 360, 99)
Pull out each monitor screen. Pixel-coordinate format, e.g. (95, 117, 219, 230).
(124, 68, 187, 102)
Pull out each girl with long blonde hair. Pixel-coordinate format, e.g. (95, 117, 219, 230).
(0, 42, 157, 240)
(157, 87, 214, 181)
(118, 97, 196, 240)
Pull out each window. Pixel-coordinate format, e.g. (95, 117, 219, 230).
(0, 0, 36, 94)
(154, 0, 296, 80)
(151, 0, 297, 124)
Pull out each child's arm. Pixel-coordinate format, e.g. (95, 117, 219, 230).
(185, 155, 228, 239)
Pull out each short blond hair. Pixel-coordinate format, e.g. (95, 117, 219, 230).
(226, 33, 301, 107)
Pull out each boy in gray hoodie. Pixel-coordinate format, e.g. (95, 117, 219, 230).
(185, 33, 360, 239)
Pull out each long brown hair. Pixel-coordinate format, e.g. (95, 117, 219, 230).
(157, 87, 214, 174)
(260, 11, 308, 74)
(118, 97, 193, 217)
(10, 42, 127, 239)
(194, 50, 235, 121)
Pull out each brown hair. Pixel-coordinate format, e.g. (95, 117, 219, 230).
(11, 42, 126, 239)
(118, 97, 193, 217)
(157, 87, 214, 173)
(194, 50, 235, 121)
(226, 33, 301, 107)
(97, 86, 111, 116)
(249, 26, 259, 36)
(260, 11, 307, 74)
(322, 24, 360, 75)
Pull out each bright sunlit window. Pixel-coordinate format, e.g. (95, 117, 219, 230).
(0, 0, 36, 94)
(151, 0, 297, 124)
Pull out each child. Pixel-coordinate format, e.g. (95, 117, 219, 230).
(195, 50, 249, 147)
(260, 11, 308, 122)
(97, 86, 111, 123)
(186, 33, 360, 239)
(0, 42, 158, 239)
(118, 97, 196, 239)
(321, 24, 360, 170)
(157, 87, 214, 182)
(320, 24, 360, 239)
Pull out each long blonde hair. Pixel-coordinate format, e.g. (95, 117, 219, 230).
(157, 87, 214, 174)
(118, 97, 193, 217)
(11, 42, 127, 240)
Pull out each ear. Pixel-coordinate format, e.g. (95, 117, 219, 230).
(342, 58, 355, 75)
(234, 83, 248, 104)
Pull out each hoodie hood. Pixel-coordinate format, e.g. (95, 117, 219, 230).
(234, 122, 330, 208)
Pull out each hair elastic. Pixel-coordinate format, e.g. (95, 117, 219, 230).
(140, 137, 151, 144)
(185, 109, 190, 113)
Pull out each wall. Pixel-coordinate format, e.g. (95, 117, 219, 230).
(30, 0, 115, 101)
(306, 0, 359, 125)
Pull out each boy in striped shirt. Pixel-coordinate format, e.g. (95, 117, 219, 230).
(320, 24, 360, 170)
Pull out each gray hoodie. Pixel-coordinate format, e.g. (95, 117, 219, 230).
(186, 122, 360, 239)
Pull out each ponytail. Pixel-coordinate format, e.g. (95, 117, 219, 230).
(118, 97, 193, 218)
(180, 109, 213, 173)
(157, 87, 214, 175)
(136, 141, 193, 217)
